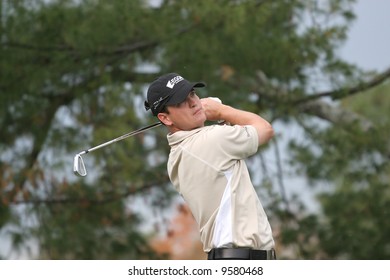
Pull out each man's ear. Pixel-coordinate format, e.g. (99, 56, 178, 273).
(157, 112, 172, 126)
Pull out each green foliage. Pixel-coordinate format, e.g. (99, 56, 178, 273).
(288, 83, 390, 259)
(318, 179, 390, 259)
(316, 84, 390, 259)
(32, 183, 159, 259)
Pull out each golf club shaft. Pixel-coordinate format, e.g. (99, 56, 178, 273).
(78, 122, 162, 156)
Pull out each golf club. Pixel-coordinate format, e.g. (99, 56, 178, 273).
(73, 122, 162, 176)
(73, 97, 223, 177)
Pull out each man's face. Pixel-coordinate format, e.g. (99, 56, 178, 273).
(158, 91, 207, 132)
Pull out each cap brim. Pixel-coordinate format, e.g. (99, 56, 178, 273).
(165, 81, 206, 106)
(193, 82, 206, 88)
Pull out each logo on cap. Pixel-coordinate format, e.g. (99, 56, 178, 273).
(166, 75, 184, 89)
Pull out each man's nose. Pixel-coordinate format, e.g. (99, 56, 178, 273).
(188, 95, 197, 107)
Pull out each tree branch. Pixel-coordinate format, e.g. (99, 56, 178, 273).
(8, 179, 169, 206)
(252, 69, 390, 159)
(2, 40, 158, 56)
(293, 67, 390, 104)
(1, 21, 197, 57)
(272, 137, 290, 211)
(252, 69, 383, 133)
(297, 99, 375, 132)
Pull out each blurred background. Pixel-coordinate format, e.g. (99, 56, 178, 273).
(0, 0, 389, 260)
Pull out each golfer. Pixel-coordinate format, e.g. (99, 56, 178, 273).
(145, 73, 276, 260)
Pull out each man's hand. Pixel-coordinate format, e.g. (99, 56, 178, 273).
(201, 97, 224, 122)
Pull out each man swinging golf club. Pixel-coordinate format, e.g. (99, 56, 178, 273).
(145, 73, 276, 260)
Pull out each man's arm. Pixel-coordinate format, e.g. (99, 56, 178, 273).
(201, 98, 274, 145)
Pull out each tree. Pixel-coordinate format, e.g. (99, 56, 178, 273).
(0, 0, 389, 259)
(295, 83, 390, 259)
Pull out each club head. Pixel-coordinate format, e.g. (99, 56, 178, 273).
(73, 154, 87, 176)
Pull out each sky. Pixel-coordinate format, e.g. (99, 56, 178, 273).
(339, 0, 390, 72)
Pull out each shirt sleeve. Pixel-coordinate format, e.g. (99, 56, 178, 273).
(214, 124, 259, 159)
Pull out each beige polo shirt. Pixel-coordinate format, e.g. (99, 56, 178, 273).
(167, 124, 274, 253)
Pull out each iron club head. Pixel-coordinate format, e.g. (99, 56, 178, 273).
(73, 154, 87, 177)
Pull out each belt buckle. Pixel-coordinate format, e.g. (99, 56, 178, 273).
(267, 249, 276, 260)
